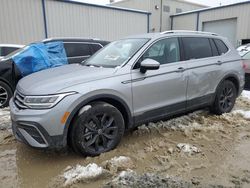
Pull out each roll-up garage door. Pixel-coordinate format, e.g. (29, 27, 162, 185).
(202, 18, 237, 47)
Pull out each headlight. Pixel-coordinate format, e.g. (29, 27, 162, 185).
(23, 92, 77, 109)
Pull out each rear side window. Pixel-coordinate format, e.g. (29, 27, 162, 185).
(91, 44, 102, 52)
(214, 39, 229, 55)
(182, 37, 212, 60)
(64, 43, 91, 57)
(0, 47, 19, 56)
(209, 39, 219, 56)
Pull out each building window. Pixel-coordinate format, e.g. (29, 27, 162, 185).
(176, 8, 182, 13)
(163, 5, 170, 12)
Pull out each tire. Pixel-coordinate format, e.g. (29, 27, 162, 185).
(69, 102, 125, 156)
(0, 81, 13, 108)
(210, 80, 237, 115)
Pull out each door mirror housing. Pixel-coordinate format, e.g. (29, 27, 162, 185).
(140, 59, 160, 73)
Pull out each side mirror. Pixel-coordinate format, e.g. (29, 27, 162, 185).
(140, 59, 160, 73)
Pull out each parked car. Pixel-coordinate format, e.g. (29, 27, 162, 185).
(237, 43, 250, 52)
(10, 31, 244, 156)
(238, 47, 250, 89)
(0, 38, 109, 107)
(0, 44, 24, 59)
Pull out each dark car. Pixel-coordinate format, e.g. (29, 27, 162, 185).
(0, 38, 109, 107)
(0, 44, 24, 59)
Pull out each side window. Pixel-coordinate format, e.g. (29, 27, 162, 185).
(141, 38, 180, 65)
(64, 43, 91, 58)
(182, 37, 212, 60)
(214, 39, 229, 55)
(1, 47, 19, 56)
(209, 39, 219, 56)
(91, 44, 102, 53)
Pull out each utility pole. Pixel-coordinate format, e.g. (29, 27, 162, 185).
(160, 0, 163, 32)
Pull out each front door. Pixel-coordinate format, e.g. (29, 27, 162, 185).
(131, 37, 188, 124)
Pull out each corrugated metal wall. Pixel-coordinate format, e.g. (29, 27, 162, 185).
(0, 0, 45, 44)
(45, 0, 148, 41)
(171, 2, 250, 46)
(0, 0, 149, 45)
(111, 0, 206, 32)
(171, 13, 197, 30)
(198, 4, 250, 43)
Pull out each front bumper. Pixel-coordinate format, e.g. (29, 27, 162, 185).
(9, 93, 79, 149)
(11, 119, 64, 149)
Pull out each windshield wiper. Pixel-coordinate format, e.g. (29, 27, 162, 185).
(85, 64, 102, 68)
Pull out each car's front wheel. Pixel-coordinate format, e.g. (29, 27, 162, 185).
(210, 80, 237, 115)
(0, 81, 13, 108)
(70, 102, 125, 156)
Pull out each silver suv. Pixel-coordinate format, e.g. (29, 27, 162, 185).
(10, 31, 245, 156)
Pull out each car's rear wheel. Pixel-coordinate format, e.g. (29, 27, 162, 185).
(210, 80, 237, 115)
(70, 102, 125, 156)
(0, 81, 13, 108)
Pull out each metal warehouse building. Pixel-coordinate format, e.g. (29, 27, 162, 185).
(170, 1, 250, 47)
(111, 0, 207, 32)
(0, 0, 150, 44)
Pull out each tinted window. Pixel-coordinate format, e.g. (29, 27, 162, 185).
(141, 38, 180, 65)
(64, 43, 91, 57)
(0, 47, 19, 56)
(214, 39, 229, 55)
(91, 44, 102, 52)
(182, 37, 212, 60)
(209, 39, 219, 56)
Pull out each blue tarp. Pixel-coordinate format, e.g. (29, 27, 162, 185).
(12, 41, 68, 77)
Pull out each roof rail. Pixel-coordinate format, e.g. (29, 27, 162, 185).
(160, 30, 218, 36)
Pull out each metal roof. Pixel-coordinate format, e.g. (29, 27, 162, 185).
(56, 0, 151, 15)
(170, 0, 250, 17)
(111, 0, 207, 8)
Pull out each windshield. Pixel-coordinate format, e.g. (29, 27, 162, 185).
(84, 38, 149, 68)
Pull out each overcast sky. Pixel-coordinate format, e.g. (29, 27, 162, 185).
(75, 0, 248, 7)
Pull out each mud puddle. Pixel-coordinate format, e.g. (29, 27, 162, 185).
(0, 93, 250, 188)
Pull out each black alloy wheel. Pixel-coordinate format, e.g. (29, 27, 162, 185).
(70, 102, 125, 156)
(210, 80, 237, 115)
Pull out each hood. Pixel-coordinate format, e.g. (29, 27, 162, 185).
(17, 64, 116, 95)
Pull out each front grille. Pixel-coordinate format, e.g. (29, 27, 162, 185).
(14, 91, 28, 109)
(18, 124, 46, 144)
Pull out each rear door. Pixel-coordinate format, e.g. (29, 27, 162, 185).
(63, 42, 92, 64)
(131, 37, 188, 124)
(182, 37, 222, 109)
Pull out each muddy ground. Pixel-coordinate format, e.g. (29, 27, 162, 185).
(1, 93, 250, 188)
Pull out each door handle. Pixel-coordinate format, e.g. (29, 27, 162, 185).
(216, 60, 223, 65)
(175, 67, 185, 73)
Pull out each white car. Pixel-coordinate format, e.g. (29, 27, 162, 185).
(237, 44, 250, 89)
(0, 44, 24, 59)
